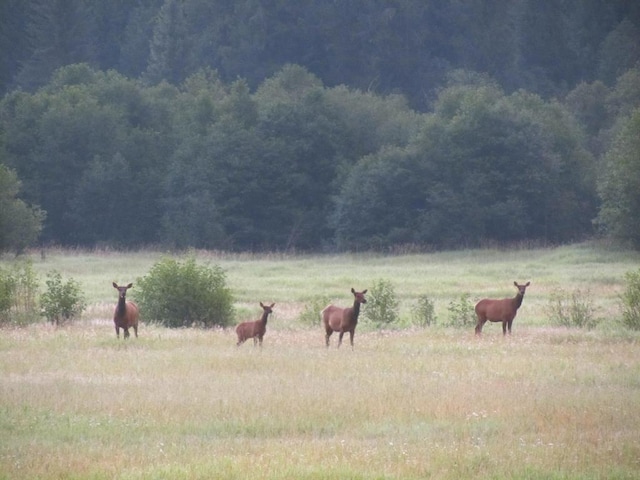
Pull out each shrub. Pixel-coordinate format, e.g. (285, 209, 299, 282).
(0, 260, 40, 325)
(136, 257, 234, 328)
(40, 271, 86, 325)
(299, 295, 331, 326)
(621, 269, 640, 330)
(411, 294, 436, 327)
(444, 293, 475, 327)
(546, 288, 598, 329)
(0, 266, 16, 322)
(364, 279, 399, 327)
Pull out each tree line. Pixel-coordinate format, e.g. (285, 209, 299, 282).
(2, 64, 639, 251)
(0, 1, 639, 252)
(2, 1, 639, 108)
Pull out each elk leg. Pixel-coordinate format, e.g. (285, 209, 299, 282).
(325, 329, 332, 347)
(115, 325, 120, 338)
(507, 320, 513, 335)
(124, 328, 130, 339)
(133, 325, 138, 338)
(475, 318, 485, 335)
(337, 331, 345, 348)
(502, 322, 507, 335)
(349, 330, 354, 349)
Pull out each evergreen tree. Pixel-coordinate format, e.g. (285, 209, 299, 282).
(144, 0, 189, 85)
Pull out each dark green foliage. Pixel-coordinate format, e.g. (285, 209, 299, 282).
(0, 1, 638, 252)
(364, 279, 399, 328)
(334, 82, 597, 250)
(546, 288, 598, 329)
(136, 257, 234, 328)
(596, 108, 640, 248)
(445, 293, 475, 328)
(0, 165, 45, 253)
(621, 269, 640, 330)
(40, 270, 85, 325)
(0, 261, 40, 325)
(411, 294, 436, 327)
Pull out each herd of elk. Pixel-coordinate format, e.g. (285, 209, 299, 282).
(236, 302, 275, 347)
(112, 282, 139, 339)
(321, 288, 368, 349)
(107, 279, 530, 343)
(474, 281, 531, 336)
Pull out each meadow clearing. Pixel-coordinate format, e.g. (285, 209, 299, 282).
(1, 243, 640, 479)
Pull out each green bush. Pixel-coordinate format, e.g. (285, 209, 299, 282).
(411, 294, 436, 327)
(40, 270, 86, 325)
(364, 279, 398, 327)
(136, 257, 234, 328)
(546, 288, 598, 329)
(621, 269, 640, 330)
(299, 295, 331, 326)
(0, 266, 16, 322)
(444, 293, 475, 327)
(0, 260, 40, 325)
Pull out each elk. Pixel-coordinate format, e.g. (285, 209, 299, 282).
(236, 302, 275, 347)
(475, 281, 530, 336)
(112, 282, 139, 339)
(321, 288, 367, 349)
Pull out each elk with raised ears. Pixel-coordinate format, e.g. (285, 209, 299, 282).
(321, 288, 367, 349)
(236, 302, 275, 347)
(475, 281, 530, 336)
(112, 282, 139, 339)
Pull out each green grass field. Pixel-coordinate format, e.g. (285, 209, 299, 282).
(1, 243, 640, 479)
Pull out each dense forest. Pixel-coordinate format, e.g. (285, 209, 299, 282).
(0, 0, 639, 252)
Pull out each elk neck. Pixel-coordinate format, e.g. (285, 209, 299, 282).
(260, 310, 271, 325)
(117, 296, 127, 316)
(352, 300, 362, 319)
(513, 292, 525, 310)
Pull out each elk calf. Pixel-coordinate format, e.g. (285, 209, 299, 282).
(113, 282, 139, 339)
(475, 281, 530, 336)
(321, 288, 367, 349)
(236, 302, 275, 347)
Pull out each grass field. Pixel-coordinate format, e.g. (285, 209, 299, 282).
(1, 243, 640, 479)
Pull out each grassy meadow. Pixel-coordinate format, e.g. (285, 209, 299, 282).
(1, 243, 640, 479)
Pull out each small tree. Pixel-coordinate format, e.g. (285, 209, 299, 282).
(40, 271, 86, 325)
(0, 266, 16, 323)
(136, 257, 234, 328)
(546, 288, 598, 329)
(444, 293, 475, 327)
(299, 295, 331, 327)
(364, 279, 399, 328)
(411, 294, 436, 327)
(621, 269, 640, 330)
(0, 165, 45, 254)
(0, 261, 40, 325)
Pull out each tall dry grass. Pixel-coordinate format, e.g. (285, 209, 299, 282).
(1, 244, 640, 478)
(1, 324, 639, 479)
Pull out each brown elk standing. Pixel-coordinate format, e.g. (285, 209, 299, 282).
(112, 282, 139, 339)
(236, 302, 275, 347)
(474, 281, 530, 336)
(321, 288, 367, 349)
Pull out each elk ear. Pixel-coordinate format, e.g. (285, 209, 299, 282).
(260, 302, 265, 307)
(525, 282, 530, 286)
(362, 289, 367, 294)
(270, 303, 275, 308)
(513, 281, 518, 287)
(351, 288, 356, 294)
(113, 282, 118, 288)
(126, 283, 133, 288)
